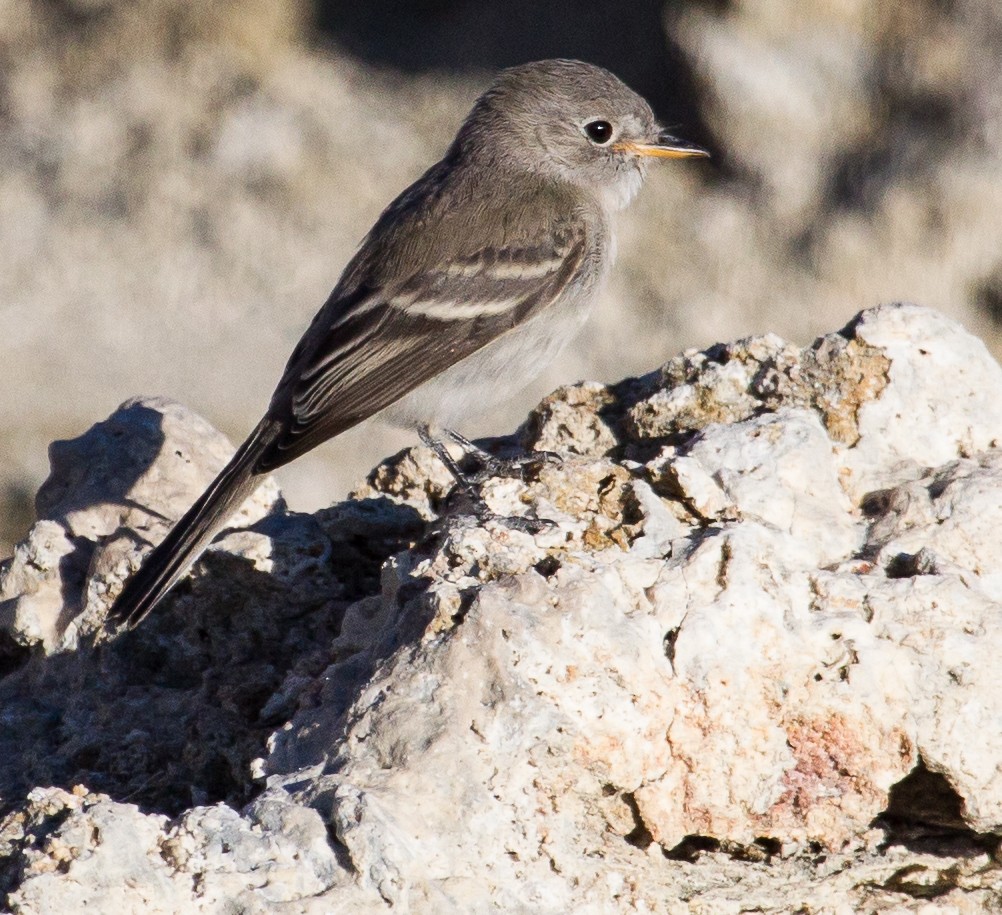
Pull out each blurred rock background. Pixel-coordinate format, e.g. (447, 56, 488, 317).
(2, 0, 1001, 558)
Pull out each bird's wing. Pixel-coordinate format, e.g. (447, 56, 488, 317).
(256, 221, 588, 471)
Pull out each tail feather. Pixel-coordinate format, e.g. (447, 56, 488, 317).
(108, 419, 278, 629)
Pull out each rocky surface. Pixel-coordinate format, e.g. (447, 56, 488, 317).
(2, 304, 1002, 912)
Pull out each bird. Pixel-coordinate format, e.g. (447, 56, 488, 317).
(107, 58, 708, 629)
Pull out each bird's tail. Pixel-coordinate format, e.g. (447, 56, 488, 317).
(107, 418, 279, 630)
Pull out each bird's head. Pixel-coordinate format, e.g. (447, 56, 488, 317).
(459, 59, 708, 211)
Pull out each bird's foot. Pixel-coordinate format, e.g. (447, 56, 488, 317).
(471, 500, 554, 535)
(418, 425, 556, 533)
(439, 428, 562, 484)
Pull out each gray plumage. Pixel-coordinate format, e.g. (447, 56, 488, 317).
(108, 59, 706, 629)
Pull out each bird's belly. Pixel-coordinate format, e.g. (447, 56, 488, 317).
(383, 284, 595, 430)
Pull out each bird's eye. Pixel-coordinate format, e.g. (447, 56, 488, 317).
(583, 120, 613, 145)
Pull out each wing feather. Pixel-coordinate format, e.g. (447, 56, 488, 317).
(255, 225, 586, 471)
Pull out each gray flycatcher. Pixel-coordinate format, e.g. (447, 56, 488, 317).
(108, 58, 708, 629)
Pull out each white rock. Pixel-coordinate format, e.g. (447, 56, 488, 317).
(839, 303, 1002, 500)
(4, 305, 1002, 912)
(0, 396, 280, 651)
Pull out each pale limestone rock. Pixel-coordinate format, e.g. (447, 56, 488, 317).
(3, 788, 356, 915)
(839, 304, 1002, 500)
(0, 396, 280, 652)
(659, 407, 861, 565)
(2, 304, 1002, 912)
(6, 790, 183, 914)
(160, 795, 342, 908)
(867, 452, 1002, 602)
(0, 520, 78, 648)
(638, 521, 915, 849)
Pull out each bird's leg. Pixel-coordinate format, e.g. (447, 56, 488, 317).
(417, 425, 552, 533)
(440, 428, 562, 484)
(418, 424, 482, 506)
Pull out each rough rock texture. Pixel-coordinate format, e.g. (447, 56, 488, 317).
(2, 304, 1002, 911)
(0, 397, 282, 653)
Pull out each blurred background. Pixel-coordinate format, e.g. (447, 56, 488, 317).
(2, 0, 1002, 557)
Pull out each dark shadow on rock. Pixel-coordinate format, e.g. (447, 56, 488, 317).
(874, 757, 1000, 858)
(883, 757, 966, 830)
(36, 401, 170, 524)
(0, 500, 426, 817)
(55, 536, 98, 635)
(0, 402, 170, 679)
(39, 402, 172, 634)
(598, 369, 704, 465)
(311, 0, 719, 156)
(260, 483, 458, 774)
(0, 398, 430, 817)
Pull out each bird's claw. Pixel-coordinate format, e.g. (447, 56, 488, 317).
(419, 425, 559, 532)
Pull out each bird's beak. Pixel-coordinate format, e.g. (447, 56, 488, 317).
(614, 131, 710, 160)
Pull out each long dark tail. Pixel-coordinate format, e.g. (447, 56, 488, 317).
(107, 418, 279, 630)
